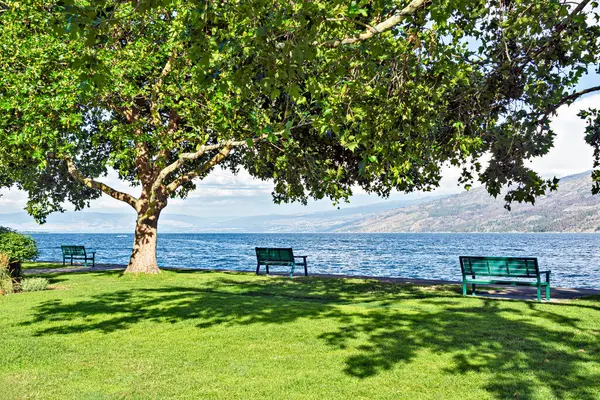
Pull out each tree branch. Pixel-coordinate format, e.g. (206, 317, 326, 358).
(327, 17, 380, 34)
(565, 0, 591, 25)
(517, 0, 591, 64)
(150, 52, 176, 127)
(135, 140, 156, 189)
(151, 121, 313, 199)
(64, 157, 138, 209)
(555, 85, 600, 108)
(150, 137, 256, 198)
(321, 0, 430, 47)
(539, 85, 600, 127)
(165, 146, 234, 194)
(155, 109, 180, 167)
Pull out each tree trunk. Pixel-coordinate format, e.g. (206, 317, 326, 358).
(8, 260, 22, 282)
(125, 211, 162, 274)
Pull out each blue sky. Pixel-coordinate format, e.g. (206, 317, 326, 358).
(1, 86, 598, 219)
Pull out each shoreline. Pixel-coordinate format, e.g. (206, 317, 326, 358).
(24, 262, 600, 302)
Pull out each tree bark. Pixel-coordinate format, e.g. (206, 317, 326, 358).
(125, 209, 162, 274)
(8, 260, 21, 282)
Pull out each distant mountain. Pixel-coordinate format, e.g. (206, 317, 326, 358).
(2, 172, 599, 233)
(340, 171, 600, 233)
(0, 196, 441, 233)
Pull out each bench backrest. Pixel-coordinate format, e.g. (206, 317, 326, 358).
(61, 245, 87, 256)
(460, 256, 539, 277)
(256, 247, 294, 264)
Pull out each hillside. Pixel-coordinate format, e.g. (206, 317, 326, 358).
(2, 172, 599, 233)
(0, 197, 439, 233)
(340, 171, 600, 233)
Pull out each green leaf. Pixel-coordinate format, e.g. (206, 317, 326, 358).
(346, 141, 359, 152)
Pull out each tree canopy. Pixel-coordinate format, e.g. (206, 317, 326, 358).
(1, 0, 599, 272)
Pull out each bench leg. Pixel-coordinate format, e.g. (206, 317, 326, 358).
(546, 285, 550, 301)
(471, 284, 476, 297)
(266, 265, 269, 275)
(63, 257, 66, 267)
(290, 263, 295, 278)
(537, 286, 542, 302)
(256, 263, 260, 275)
(304, 263, 308, 277)
(462, 282, 467, 296)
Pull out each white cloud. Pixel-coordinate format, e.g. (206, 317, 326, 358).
(198, 168, 271, 189)
(0, 188, 28, 209)
(529, 94, 597, 178)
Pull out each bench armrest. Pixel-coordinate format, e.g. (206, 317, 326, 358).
(539, 270, 551, 282)
(293, 255, 308, 258)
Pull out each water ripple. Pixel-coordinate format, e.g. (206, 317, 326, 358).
(30, 233, 600, 289)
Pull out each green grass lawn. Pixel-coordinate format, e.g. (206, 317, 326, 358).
(21, 262, 70, 270)
(1, 270, 599, 399)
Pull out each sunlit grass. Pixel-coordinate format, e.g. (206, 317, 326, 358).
(1, 269, 599, 399)
(21, 262, 72, 270)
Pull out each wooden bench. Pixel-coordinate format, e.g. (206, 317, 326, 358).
(255, 247, 308, 277)
(61, 245, 95, 267)
(460, 256, 551, 301)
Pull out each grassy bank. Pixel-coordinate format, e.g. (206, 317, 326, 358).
(1, 269, 599, 399)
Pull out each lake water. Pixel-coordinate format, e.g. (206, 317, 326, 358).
(30, 233, 600, 289)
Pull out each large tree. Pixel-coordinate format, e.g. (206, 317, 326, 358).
(1, 0, 599, 273)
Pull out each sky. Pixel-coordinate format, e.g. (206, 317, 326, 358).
(1, 83, 598, 220)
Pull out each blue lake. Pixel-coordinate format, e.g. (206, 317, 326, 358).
(30, 233, 600, 289)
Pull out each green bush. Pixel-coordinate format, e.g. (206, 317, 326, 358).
(20, 277, 49, 292)
(0, 227, 38, 262)
(0, 227, 38, 281)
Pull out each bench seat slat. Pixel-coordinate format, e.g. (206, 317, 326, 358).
(471, 267, 535, 272)
(463, 279, 549, 286)
(263, 261, 294, 266)
(470, 272, 537, 277)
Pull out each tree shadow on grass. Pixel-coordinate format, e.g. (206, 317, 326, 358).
(22, 273, 600, 399)
(320, 298, 600, 399)
(22, 276, 450, 334)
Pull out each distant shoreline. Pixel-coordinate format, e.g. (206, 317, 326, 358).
(25, 231, 600, 235)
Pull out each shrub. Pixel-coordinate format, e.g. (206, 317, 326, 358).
(20, 277, 49, 292)
(0, 227, 38, 281)
(0, 227, 38, 261)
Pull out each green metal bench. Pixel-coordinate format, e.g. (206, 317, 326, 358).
(255, 247, 308, 277)
(61, 245, 96, 267)
(459, 256, 551, 301)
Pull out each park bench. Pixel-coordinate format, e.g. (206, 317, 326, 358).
(61, 245, 96, 267)
(459, 256, 551, 301)
(255, 247, 308, 277)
